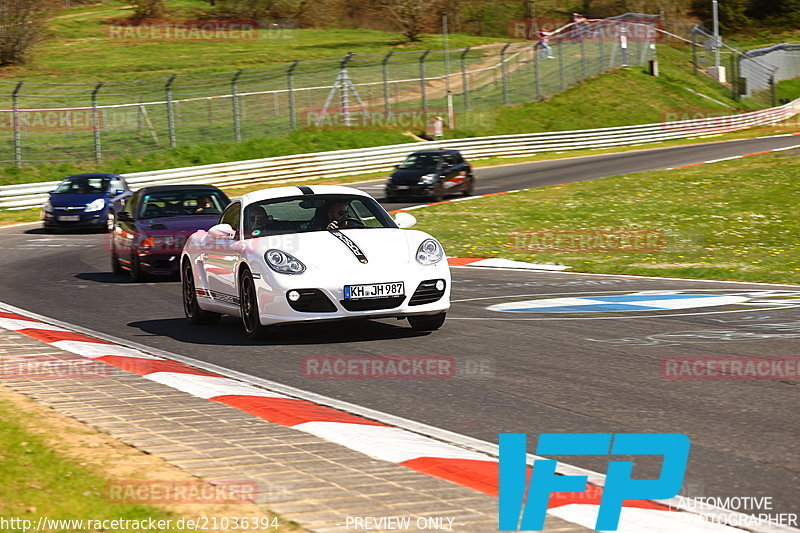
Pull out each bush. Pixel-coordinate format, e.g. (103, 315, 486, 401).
(0, 0, 46, 66)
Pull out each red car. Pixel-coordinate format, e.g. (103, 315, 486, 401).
(111, 185, 230, 281)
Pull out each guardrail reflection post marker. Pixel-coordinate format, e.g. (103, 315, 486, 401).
(91, 82, 104, 163)
(287, 61, 299, 130)
(419, 49, 431, 118)
(231, 69, 243, 142)
(12, 81, 23, 168)
(382, 51, 393, 120)
(165, 75, 177, 148)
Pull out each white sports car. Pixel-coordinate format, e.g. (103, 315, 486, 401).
(181, 185, 451, 339)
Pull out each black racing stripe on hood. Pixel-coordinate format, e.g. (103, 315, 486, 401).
(297, 186, 313, 195)
(328, 229, 368, 264)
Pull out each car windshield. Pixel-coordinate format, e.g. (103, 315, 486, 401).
(243, 194, 396, 239)
(54, 176, 109, 194)
(398, 154, 441, 170)
(138, 190, 229, 219)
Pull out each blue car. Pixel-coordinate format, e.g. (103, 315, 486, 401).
(42, 173, 132, 233)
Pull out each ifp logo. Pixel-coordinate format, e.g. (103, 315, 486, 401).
(498, 433, 690, 531)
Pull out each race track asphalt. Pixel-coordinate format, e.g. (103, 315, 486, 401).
(1, 135, 798, 517)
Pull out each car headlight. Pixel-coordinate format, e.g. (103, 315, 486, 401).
(419, 174, 438, 185)
(85, 198, 105, 212)
(43, 200, 52, 212)
(416, 238, 443, 265)
(265, 249, 306, 274)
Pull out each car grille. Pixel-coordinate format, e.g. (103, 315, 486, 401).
(288, 289, 337, 313)
(340, 296, 405, 311)
(409, 279, 446, 306)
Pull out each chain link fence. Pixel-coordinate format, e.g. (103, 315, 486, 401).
(0, 19, 657, 167)
(687, 26, 799, 106)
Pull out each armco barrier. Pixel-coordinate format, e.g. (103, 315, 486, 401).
(2, 97, 798, 210)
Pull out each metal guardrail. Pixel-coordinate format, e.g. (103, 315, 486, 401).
(2, 97, 798, 210)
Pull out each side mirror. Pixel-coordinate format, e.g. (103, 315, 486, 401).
(114, 189, 125, 195)
(208, 223, 236, 239)
(394, 212, 416, 229)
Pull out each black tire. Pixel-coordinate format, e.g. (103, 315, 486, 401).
(432, 183, 445, 203)
(182, 261, 220, 325)
(239, 268, 270, 340)
(42, 226, 55, 234)
(129, 254, 148, 283)
(462, 176, 475, 196)
(408, 312, 446, 331)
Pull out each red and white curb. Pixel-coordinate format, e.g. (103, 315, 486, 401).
(448, 257, 569, 271)
(0, 309, 768, 532)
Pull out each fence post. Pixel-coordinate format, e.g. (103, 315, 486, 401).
(580, 35, 587, 79)
(419, 49, 431, 117)
(165, 75, 177, 148)
(231, 69, 243, 142)
(691, 27, 698, 75)
(91, 82, 104, 163)
(620, 23, 629, 67)
(533, 44, 542, 100)
(598, 29, 605, 73)
(287, 61, 299, 130)
(500, 43, 511, 104)
(460, 47, 471, 111)
(729, 54, 738, 101)
(382, 51, 393, 120)
(769, 74, 776, 107)
(557, 40, 566, 90)
(12, 82, 23, 168)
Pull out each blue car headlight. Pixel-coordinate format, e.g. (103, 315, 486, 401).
(265, 249, 306, 274)
(43, 199, 52, 212)
(85, 198, 105, 212)
(416, 238, 443, 265)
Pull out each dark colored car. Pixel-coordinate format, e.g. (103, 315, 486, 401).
(42, 173, 131, 233)
(384, 149, 475, 202)
(110, 185, 230, 281)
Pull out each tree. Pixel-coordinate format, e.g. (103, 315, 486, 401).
(0, 0, 46, 66)
(375, 0, 439, 41)
(691, 0, 751, 30)
(128, 0, 165, 19)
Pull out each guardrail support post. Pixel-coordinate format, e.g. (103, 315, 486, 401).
(165, 75, 177, 148)
(382, 51, 393, 120)
(12, 82, 23, 168)
(231, 69, 243, 142)
(500, 43, 511, 104)
(460, 47, 470, 111)
(419, 50, 431, 117)
(287, 61, 299, 130)
(91, 82, 104, 163)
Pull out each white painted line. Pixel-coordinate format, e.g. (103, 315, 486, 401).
(0, 318, 69, 332)
(50, 340, 164, 360)
(703, 155, 742, 163)
(771, 144, 800, 151)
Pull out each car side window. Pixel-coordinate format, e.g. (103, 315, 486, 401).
(109, 177, 124, 194)
(442, 155, 455, 168)
(220, 202, 241, 231)
(452, 152, 464, 165)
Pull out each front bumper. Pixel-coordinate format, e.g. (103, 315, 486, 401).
(253, 263, 451, 326)
(385, 183, 434, 197)
(138, 252, 180, 275)
(43, 210, 108, 228)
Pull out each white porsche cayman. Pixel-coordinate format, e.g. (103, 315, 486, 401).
(181, 185, 451, 339)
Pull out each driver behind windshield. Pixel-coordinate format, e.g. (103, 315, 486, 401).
(325, 201, 349, 230)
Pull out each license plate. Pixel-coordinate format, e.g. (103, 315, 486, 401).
(58, 215, 80, 222)
(344, 282, 404, 300)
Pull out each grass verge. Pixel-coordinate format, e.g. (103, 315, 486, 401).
(0, 384, 298, 532)
(413, 149, 800, 285)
